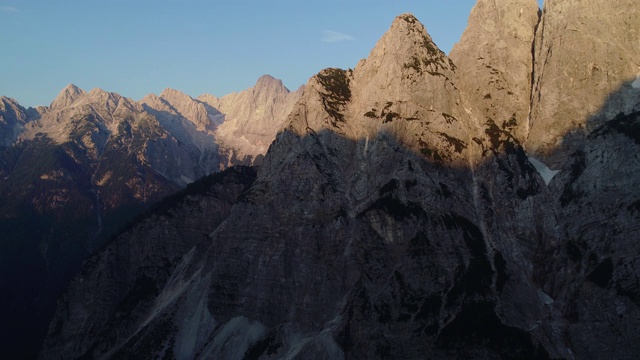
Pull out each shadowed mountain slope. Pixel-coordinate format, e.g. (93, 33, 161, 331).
(40, 7, 640, 360)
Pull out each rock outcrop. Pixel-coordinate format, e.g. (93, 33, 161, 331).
(450, 0, 540, 143)
(49, 84, 86, 110)
(0, 96, 31, 147)
(527, 0, 640, 168)
(141, 88, 224, 134)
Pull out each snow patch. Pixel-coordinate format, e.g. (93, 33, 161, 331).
(528, 156, 559, 185)
(537, 289, 554, 305)
(632, 71, 640, 89)
(180, 175, 194, 184)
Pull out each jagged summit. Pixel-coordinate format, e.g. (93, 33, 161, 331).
(196, 74, 302, 165)
(49, 83, 85, 109)
(349, 12, 459, 123)
(48, 85, 137, 115)
(85, 87, 122, 102)
(159, 87, 190, 100)
(0, 96, 23, 110)
(285, 13, 468, 164)
(157, 88, 214, 132)
(360, 12, 453, 75)
(254, 74, 287, 92)
(0, 96, 28, 147)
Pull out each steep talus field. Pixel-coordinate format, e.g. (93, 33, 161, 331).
(38, 3, 640, 360)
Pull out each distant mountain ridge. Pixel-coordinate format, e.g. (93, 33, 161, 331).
(0, 75, 301, 359)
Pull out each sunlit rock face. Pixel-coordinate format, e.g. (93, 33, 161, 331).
(198, 74, 303, 166)
(39, 2, 640, 360)
(0, 96, 32, 147)
(450, 0, 540, 145)
(527, 0, 640, 168)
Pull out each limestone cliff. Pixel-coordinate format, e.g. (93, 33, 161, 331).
(528, 0, 640, 167)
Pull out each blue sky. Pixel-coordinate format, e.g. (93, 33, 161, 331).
(0, 0, 543, 107)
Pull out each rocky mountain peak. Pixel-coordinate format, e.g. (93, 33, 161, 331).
(86, 87, 118, 101)
(83, 88, 142, 119)
(0, 96, 22, 112)
(35, 4, 640, 360)
(254, 74, 287, 94)
(351, 12, 457, 109)
(196, 93, 220, 106)
(159, 88, 189, 102)
(20, 85, 145, 145)
(49, 83, 86, 109)
(153, 88, 215, 132)
(314, 13, 470, 164)
(199, 75, 302, 165)
(362, 13, 452, 74)
(0, 96, 28, 147)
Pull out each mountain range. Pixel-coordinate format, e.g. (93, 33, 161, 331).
(3, 0, 640, 358)
(0, 75, 301, 359)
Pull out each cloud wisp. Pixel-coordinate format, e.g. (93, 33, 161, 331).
(0, 6, 18, 12)
(322, 30, 355, 43)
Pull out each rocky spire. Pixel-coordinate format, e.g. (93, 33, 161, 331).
(450, 0, 540, 143)
(49, 84, 86, 110)
(527, 0, 640, 167)
(286, 13, 470, 165)
(353, 13, 457, 100)
(253, 74, 287, 94)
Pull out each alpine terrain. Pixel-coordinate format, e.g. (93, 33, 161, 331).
(7, 0, 640, 358)
(0, 76, 300, 359)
